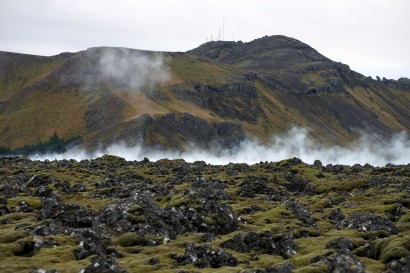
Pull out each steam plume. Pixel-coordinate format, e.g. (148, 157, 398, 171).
(96, 47, 170, 91)
(32, 127, 410, 166)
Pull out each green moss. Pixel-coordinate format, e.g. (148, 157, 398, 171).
(113, 233, 150, 247)
(0, 229, 27, 243)
(294, 261, 330, 273)
(374, 235, 410, 263)
(6, 196, 42, 211)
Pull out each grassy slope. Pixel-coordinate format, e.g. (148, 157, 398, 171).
(0, 52, 65, 101)
(0, 87, 88, 148)
(346, 85, 410, 132)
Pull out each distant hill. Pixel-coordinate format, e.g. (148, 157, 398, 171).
(1, 35, 410, 152)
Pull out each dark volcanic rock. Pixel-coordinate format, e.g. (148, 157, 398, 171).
(149, 112, 245, 149)
(312, 253, 366, 273)
(14, 240, 36, 257)
(96, 195, 238, 239)
(171, 82, 262, 124)
(337, 213, 398, 235)
(383, 257, 410, 273)
(283, 199, 314, 225)
(221, 232, 298, 259)
(26, 174, 55, 187)
(83, 255, 128, 273)
(239, 175, 272, 197)
(0, 205, 10, 216)
(283, 172, 315, 195)
(37, 197, 95, 228)
(171, 243, 238, 268)
(189, 177, 229, 200)
(325, 237, 354, 254)
(90, 112, 246, 151)
(329, 208, 345, 222)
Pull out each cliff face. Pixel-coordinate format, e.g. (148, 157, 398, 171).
(0, 35, 410, 151)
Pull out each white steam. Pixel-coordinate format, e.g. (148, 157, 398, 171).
(97, 48, 170, 90)
(32, 127, 410, 166)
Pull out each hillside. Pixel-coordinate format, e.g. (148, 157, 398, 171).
(1, 35, 410, 152)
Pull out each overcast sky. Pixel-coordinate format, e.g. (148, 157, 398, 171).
(1, 0, 409, 79)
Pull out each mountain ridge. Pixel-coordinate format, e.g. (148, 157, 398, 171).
(0, 35, 410, 153)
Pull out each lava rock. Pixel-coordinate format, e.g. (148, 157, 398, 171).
(337, 213, 398, 235)
(386, 204, 405, 222)
(82, 255, 128, 273)
(0, 205, 10, 216)
(171, 243, 238, 268)
(283, 199, 314, 225)
(14, 240, 36, 257)
(221, 232, 298, 258)
(325, 237, 354, 254)
(239, 175, 272, 197)
(263, 263, 294, 273)
(189, 177, 228, 200)
(34, 185, 54, 198)
(329, 208, 345, 222)
(383, 257, 410, 273)
(312, 253, 366, 273)
(26, 174, 55, 187)
(283, 173, 315, 195)
(148, 257, 160, 265)
(14, 200, 34, 213)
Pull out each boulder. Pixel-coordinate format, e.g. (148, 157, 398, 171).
(82, 255, 128, 273)
(337, 213, 398, 235)
(171, 243, 238, 268)
(221, 232, 298, 258)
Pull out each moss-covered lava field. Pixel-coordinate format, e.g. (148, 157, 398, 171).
(0, 155, 409, 273)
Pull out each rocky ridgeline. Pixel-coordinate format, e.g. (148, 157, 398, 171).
(0, 156, 409, 273)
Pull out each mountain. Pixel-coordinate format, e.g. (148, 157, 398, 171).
(1, 35, 410, 153)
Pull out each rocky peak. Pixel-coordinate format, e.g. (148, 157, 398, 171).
(188, 35, 329, 69)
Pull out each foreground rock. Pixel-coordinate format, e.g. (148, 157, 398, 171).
(0, 156, 409, 272)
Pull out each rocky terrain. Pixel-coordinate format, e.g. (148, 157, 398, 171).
(0, 155, 409, 272)
(1, 35, 410, 153)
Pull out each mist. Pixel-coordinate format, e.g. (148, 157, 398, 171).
(96, 47, 170, 91)
(32, 127, 410, 166)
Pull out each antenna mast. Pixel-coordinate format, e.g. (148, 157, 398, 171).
(223, 17, 225, 41)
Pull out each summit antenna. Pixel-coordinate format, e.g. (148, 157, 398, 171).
(223, 17, 225, 41)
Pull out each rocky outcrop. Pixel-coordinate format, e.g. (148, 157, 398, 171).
(85, 112, 245, 151)
(189, 35, 329, 69)
(149, 112, 245, 148)
(172, 82, 262, 124)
